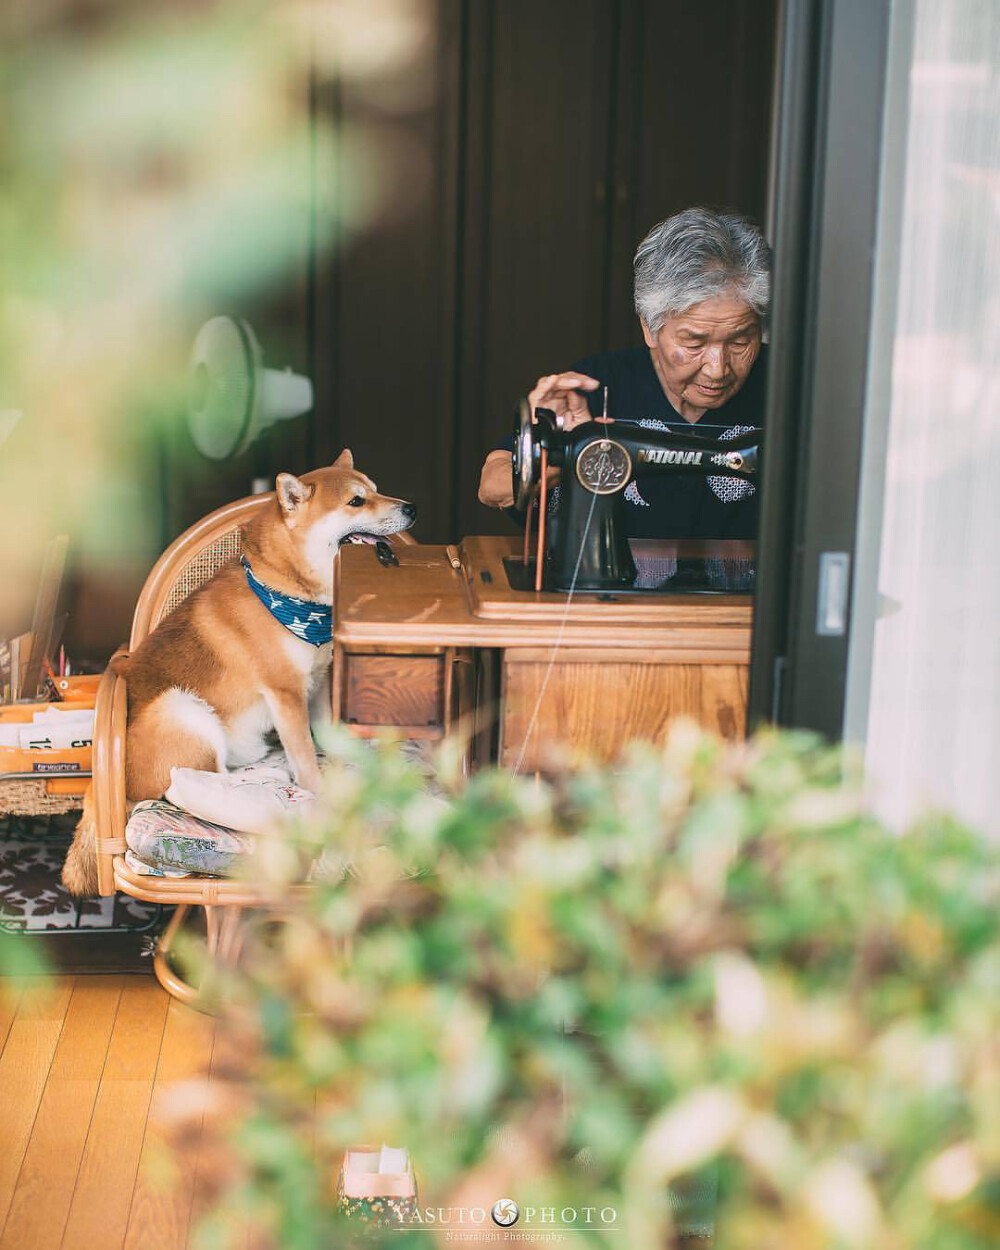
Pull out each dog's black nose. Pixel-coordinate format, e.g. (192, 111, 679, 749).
(401, 501, 417, 521)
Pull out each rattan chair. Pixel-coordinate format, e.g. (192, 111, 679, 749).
(90, 490, 412, 1005)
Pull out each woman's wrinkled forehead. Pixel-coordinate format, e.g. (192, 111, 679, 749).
(666, 295, 759, 335)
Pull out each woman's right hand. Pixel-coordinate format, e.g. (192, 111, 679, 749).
(528, 372, 601, 430)
(478, 371, 603, 509)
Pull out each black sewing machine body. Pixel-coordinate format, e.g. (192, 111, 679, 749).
(511, 400, 760, 592)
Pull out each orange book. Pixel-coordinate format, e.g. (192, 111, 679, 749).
(45, 777, 91, 796)
(54, 675, 100, 699)
(0, 745, 92, 776)
(0, 699, 95, 724)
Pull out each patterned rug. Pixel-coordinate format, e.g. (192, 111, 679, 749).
(0, 815, 162, 934)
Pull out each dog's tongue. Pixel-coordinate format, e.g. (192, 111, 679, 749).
(345, 533, 379, 545)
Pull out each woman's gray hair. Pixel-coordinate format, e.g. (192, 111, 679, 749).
(633, 208, 771, 332)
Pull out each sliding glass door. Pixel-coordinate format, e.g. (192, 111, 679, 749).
(751, 0, 997, 839)
(845, 0, 1000, 836)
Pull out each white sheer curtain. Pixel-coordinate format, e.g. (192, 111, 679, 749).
(847, 0, 1000, 837)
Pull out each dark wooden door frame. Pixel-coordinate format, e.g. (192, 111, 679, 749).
(749, 0, 892, 738)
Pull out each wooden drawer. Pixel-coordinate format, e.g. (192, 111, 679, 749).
(340, 653, 445, 731)
(500, 656, 748, 771)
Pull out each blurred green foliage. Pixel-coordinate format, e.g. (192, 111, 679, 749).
(1, 0, 323, 635)
(0, 924, 50, 984)
(1, 0, 431, 645)
(178, 724, 999, 1249)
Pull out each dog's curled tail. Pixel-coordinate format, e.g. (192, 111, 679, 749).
(62, 787, 101, 897)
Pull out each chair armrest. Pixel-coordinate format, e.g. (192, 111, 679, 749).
(92, 650, 129, 896)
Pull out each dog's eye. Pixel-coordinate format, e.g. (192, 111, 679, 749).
(348, 495, 365, 508)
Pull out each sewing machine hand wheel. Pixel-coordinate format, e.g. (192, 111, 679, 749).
(512, 399, 560, 513)
(511, 399, 535, 512)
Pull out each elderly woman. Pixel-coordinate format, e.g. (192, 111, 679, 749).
(478, 206, 771, 539)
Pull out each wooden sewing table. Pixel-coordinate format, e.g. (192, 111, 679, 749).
(332, 536, 752, 771)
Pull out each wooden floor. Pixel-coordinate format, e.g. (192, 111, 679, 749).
(1, 973, 710, 1250)
(0, 974, 224, 1250)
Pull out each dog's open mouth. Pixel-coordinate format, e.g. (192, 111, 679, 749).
(339, 532, 381, 546)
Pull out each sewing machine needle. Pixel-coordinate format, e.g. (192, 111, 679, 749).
(602, 385, 608, 422)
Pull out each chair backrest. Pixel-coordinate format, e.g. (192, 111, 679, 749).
(129, 493, 269, 650)
(128, 491, 416, 651)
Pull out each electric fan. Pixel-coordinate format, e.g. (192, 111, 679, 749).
(187, 316, 313, 459)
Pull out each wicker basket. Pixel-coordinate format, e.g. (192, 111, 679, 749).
(0, 777, 87, 817)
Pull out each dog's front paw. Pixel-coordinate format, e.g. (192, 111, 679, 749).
(294, 764, 324, 794)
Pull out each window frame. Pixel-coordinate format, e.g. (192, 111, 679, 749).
(749, 0, 893, 737)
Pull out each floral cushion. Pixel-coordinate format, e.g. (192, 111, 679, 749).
(125, 799, 254, 877)
(124, 848, 195, 879)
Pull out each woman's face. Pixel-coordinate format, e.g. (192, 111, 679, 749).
(642, 295, 761, 420)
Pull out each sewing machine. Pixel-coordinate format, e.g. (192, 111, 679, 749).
(511, 399, 760, 591)
(332, 418, 758, 769)
(330, 396, 759, 768)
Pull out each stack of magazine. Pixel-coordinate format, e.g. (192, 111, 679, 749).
(0, 682, 97, 779)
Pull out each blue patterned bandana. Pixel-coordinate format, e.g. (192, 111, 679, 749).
(242, 559, 332, 647)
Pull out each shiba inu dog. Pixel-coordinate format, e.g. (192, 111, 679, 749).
(62, 450, 415, 896)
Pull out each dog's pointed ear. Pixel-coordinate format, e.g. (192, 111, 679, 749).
(275, 472, 315, 517)
(332, 448, 353, 470)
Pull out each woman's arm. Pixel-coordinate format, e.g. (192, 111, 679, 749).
(478, 450, 516, 508)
